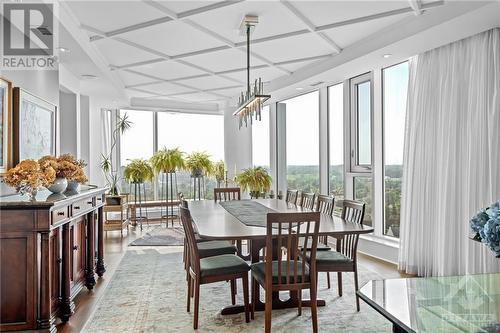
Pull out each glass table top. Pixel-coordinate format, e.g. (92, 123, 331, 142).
(358, 273, 500, 333)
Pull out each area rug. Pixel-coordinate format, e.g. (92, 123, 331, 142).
(82, 247, 392, 333)
(129, 226, 184, 246)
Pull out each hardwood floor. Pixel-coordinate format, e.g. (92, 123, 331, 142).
(57, 222, 407, 333)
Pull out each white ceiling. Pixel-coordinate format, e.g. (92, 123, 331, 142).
(59, 0, 496, 107)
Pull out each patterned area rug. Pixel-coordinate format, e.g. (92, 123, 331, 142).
(129, 227, 184, 246)
(82, 247, 391, 332)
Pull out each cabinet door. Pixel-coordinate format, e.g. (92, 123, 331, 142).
(49, 229, 61, 314)
(70, 217, 86, 290)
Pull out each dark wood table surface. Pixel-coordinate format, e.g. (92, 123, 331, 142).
(189, 199, 374, 315)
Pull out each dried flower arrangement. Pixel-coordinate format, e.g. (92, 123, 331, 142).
(4, 160, 56, 198)
(39, 154, 88, 184)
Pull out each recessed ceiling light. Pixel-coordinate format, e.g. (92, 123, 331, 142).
(383, 54, 392, 58)
(296, 87, 303, 90)
(58, 47, 70, 53)
(81, 74, 98, 80)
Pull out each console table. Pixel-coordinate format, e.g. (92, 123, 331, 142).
(0, 186, 107, 333)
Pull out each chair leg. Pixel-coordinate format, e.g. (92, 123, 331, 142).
(242, 274, 250, 323)
(337, 272, 343, 296)
(250, 278, 255, 320)
(264, 286, 272, 333)
(354, 269, 360, 312)
(230, 279, 236, 305)
(326, 272, 331, 289)
(193, 279, 200, 330)
(310, 282, 318, 333)
(186, 275, 191, 312)
(297, 288, 302, 316)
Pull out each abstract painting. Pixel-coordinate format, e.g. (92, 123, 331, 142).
(0, 77, 12, 173)
(13, 88, 56, 164)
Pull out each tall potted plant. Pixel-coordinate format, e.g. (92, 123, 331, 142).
(185, 152, 213, 177)
(100, 112, 132, 196)
(213, 160, 226, 187)
(234, 166, 272, 199)
(123, 159, 154, 184)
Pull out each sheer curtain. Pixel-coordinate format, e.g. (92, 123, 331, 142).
(399, 28, 500, 277)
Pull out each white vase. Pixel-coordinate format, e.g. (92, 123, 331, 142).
(66, 180, 81, 193)
(47, 178, 68, 194)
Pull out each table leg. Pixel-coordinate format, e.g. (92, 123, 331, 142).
(96, 207, 106, 277)
(220, 238, 325, 316)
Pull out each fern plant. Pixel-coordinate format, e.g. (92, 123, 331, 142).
(150, 147, 185, 174)
(213, 160, 226, 186)
(185, 152, 213, 177)
(234, 166, 272, 198)
(123, 159, 154, 183)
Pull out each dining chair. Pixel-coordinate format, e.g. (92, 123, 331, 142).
(285, 189, 299, 205)
(306, 199, 365, 311)
(214, 187, 241, 202)
(251, 212, 321, 333)
(315, 195, 335, 216)
(299, 192, 316, 210)
(180, 206, 250, 329)
(180, 199, 239, 305)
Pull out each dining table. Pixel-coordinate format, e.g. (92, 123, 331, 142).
(188, 198, 374, 315)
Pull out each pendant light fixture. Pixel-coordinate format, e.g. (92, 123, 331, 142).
(233, 15, 270, 129)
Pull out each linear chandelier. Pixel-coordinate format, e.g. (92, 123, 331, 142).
(233, 15, 270, 129)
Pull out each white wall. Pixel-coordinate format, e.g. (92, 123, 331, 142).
(59, 90, 78, 156)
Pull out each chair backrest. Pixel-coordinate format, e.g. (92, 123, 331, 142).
(316, 195, 335, 216)
(285, 189, 299, 205)
(214, 187, 241, 202)
(265, 212, 321, 290)
(338, 200, 365, 260)
(299, 192, 316, 210)
(179, 206, 201, 275)
(180, 198, 189, 208)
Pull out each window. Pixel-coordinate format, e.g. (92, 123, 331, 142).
(328, 83, 344, 198)
(354, 177, 373, 226)
(157, 112, 224, 200)
(252, 105, 270, 169)
(383, 62, 409, 238)
(350, 73, 373, 171)
(119, 109, 154, 200)
(282, 91, 319, 193)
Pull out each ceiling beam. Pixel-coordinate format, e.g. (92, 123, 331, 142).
(280, 0, 342, 53)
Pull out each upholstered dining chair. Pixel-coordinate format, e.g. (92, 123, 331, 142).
(299, 192, 316, 210)
(306, 199, 365, 311)
(180, 199, 239, 305)
(251, 212, 321, 333)
(285, 189, 299, 205)
(180, 206, 250, 329)
(214, 187, 241, 202)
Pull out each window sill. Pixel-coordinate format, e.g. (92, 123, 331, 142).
(358, 234, 400, 264)
(360, 234, 399, 248)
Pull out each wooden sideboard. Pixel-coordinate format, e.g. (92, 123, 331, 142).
(0, 186, 107, 333)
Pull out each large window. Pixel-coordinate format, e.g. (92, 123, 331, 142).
(119, 109, 154, 199)
(252, 105, 270, 169)
(383, 62, 409, 238)
(328, 83, 344, 198)
(282, 91, 319, 193)
(157, 112, 223, 200)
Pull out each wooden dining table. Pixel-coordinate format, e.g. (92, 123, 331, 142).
(188, 198, 374, 315)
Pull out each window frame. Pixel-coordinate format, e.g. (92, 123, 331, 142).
(349, 72, 374, 172)
(327, 81, 345, 197)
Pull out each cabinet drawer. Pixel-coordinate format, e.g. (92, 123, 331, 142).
(52, 207, 69, 224)
(72, 197, 95, 215)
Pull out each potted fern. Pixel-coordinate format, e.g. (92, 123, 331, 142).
(150, 147, 185, 173)
(185, 152, 213, 178)
(123, 159, 154, 184)
(213, 160, 226, 187)
(234, 166, 272, 199)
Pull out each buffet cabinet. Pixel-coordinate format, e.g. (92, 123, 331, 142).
(0, 187, 107, 332)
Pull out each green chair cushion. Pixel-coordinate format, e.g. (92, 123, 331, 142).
(198, 240, 237, 258)
(305, 250, 353, 266)
(251, 261, 310, 286)
(200, 254, 250, 278)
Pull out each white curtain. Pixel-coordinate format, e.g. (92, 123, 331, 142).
(399, 28, 500, 277)
(101, 109, 112, 160)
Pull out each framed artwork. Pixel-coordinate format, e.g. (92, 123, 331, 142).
(13, 88, 57, 164)
(0, 77, 13, 174)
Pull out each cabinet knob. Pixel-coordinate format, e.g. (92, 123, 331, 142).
(73, 245, 78, 250)
(57, 212, 65, 216)
(74, 206, 80, 210)
(97, 197, 102, 201)
(87, 201, 93, 204)
(56, 258, 62, 264)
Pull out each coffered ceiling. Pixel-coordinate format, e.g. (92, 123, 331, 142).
(62, 0, 450, 104)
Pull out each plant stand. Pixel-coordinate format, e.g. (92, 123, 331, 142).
(191, 175, 205, 201)
(103, 194, 129, 237)
(129, 182, 148, 230)
(159, 172, 178, 228)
